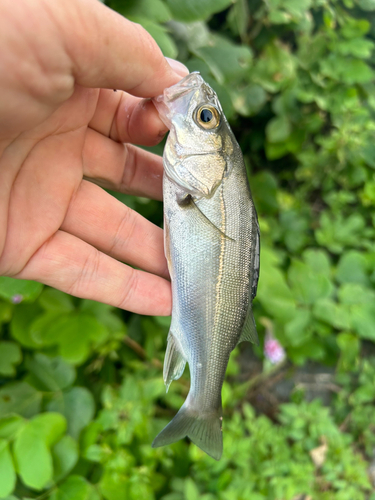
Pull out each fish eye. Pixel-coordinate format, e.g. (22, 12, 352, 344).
(195, 105, 221, 130)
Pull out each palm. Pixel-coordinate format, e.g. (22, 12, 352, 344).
(0, 0, 188, 315)
(0, 85, 171, 315)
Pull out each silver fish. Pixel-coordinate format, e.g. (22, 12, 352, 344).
(152, 72, 260, 460)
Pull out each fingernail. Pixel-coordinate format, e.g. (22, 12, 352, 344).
(166, 57, 189, 78)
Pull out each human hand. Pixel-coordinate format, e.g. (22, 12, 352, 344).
(0, 0, 188, 315)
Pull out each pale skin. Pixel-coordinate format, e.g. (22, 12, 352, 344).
(0, 0, 189, 315)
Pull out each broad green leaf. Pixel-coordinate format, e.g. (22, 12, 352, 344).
(350, 303, 375, 341)
(266, 116, 291, 143)
(41, 314, 109, 365)
(252, 41, 296, 92)
(357, 0, 375, 10)
(251, 171, 279, 215)
(0, 277, 43, 303)
(302, 249, 331, 276)
(231, 84, 267, 117)
(99, 471, 129, 500)
(0, 415, 25, 440)
(256, 248, 296, 322)
(14, 433, 51, 490)
(26, 354, 76, 392)
(313, 299, 351, 330)
(165, 0, 232, 22)
(29, 311, 66, 347)
(337, 332, 359, 372)
(38, 288, 74, 313)
(0, 382, 42, 419)
(284, 309, 312, 346)
(184, 478, 200, 500)
(0, 301, 13, 324)
(50, 475, 99, 500)
(0, 439, 16, 498)
(338, 283, 375, 305)
(120, 0, 171, 22)
(47, 387, 95, 439)
(52, 435, 79, 482)
(336, 251, 370, 286)
(0, 439, 16, 497)
(13, 413, 66, 489)
(10, 303, 43, 348)
(288, 260, 333, 305)
(0, 342, 22, 376)
(194, 35, 252, 84)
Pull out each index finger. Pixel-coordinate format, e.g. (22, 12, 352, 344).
(63, 0, 188, 97)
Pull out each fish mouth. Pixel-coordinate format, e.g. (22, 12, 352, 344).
(153, 72, 213, 129)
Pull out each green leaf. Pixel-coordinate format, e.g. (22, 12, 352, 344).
(302, 249, 331, 277)
(120, 0, 171, 22)
(231, 84, 267, 117)
(13, 413, 66, 490)
(41, 314, 109, 365)
(184, 478, 200, 500)
(10, 303, 43, 348)
(38, 288, 74, 313)
(0, 439, 16, 497)
(251, 171, 279, 215)
(350, 303, 375, 341)
(26, 354, 76, 392)
(288, 260, 333, 305)
(47, 387, 95, 439)
(165, 0, 232, 22)
(313, 299, 351, 330)
(0, 342, 22, 377)
(52, 435, 79, 482)
(284, 309, 312, 346)
(256, 247, 296, 322)
(0, 382, 42, 419)
(0, 415, 25, 440)
(336, 251, 370, 286)
(0, 277, 43, 303)
(194, 35, 252, 84)
(266, 116, 292, 143)
(357, 0, 375, 10)
(50, 475, 99, 500)
(0, 301, 13, 324)
(337, 332, 359, 372)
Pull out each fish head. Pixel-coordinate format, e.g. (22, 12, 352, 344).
(153, 72, 236, 198)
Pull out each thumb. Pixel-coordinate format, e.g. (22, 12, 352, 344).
(62, 0, 188, 97)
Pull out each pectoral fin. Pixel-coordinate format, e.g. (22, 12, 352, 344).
(177, 194, 235, 242)
(238, 306, 259, 345)
(163, 333, 187, 392)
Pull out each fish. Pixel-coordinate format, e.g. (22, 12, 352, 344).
(151, 72, 260, 461)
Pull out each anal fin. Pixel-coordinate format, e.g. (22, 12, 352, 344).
(163, 333, 186, 392)
(238, 307, 259, 346)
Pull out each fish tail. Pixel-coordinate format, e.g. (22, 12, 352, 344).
(152, 399, 223, 460)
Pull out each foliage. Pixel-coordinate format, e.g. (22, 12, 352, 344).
(1, 0, 375, 498)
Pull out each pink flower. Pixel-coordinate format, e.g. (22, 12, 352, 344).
(264, 334, 286, 364)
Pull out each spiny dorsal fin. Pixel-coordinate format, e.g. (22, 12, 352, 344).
(163, 333, 186, 392)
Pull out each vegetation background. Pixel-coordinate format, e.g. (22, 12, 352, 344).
(1, 0, 375, 498)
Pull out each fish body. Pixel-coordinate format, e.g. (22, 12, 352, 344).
(152, 73, 260, 460)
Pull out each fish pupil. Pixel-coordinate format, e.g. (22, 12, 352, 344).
(200, 108, 213, 122)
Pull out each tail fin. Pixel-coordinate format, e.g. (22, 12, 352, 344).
(152, 402, 223, 460)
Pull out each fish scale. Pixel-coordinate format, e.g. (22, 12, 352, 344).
(152, 72, 260, 460)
